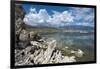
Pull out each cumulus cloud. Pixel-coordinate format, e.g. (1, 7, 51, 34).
(30, 8, 37, 14)
(70, 7, 94, 22)
(68, 7, 95, 27)
(76, 22, 94, 27)
(23, 8, 74, 27)
(23, 7, 94, 28)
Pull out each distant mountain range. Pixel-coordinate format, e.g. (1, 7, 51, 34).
(59, 25, 94, 30)
(24, 23, 94, 30)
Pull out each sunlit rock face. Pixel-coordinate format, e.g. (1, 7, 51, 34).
(19, 30, 29, 41)
(71, 49, 84, 57)
(15, 39, 82, 65)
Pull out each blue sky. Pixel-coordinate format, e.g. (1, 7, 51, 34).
(22, 4, 95, 28)
(22, 4, 70, 15)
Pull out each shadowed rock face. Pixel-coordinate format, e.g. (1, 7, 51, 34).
(15, 4, 43, 49)
(15, 4, 25, 20)
(15, 4, 25, 35)
(15, 4, 30, 49)
(15, 4, 25, 48)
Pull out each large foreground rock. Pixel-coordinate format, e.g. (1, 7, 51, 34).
(19, 30, 29, 41)
(15, 39, 80, 66)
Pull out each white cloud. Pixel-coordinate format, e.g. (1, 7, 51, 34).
(70, 7, 94, 22)
(38, 9, 50, 20)
(30, 8, 37, 14)
(81, 23, 94, 27)
(61, 11, 74, 22)
(23, 8, 74, 27)
(23, 7, 94, 28)
(76, 22, 94, 27)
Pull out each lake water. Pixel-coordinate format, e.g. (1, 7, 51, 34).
(42, 32, 95, 62)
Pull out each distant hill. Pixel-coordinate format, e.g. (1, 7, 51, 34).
(24, 23, 94, 31)
(59, 25, 94, 30)
(23, 23, 58, 29)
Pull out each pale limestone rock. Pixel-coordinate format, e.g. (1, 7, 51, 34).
(43, 40, 56, 64)
(15, 39, 83, 66)
(61, 56, 76, 63)
(76, 49, 84, 57)
(19, 30, 29, 41)
(65, 46, 68, 49)
(30, 41, 39, 46)
(71, 50, 76, 53)
(71, 49, 84, 57)
(54, 51, 62, 63)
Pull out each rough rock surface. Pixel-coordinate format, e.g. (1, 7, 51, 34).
(15, 4, 27, 49)
(15, 4, 84, 66)
(19, 30, 29, 41)
(15, 39, 79, 65)
(15, 4, 25, 36)
(71, 49, 84, 57)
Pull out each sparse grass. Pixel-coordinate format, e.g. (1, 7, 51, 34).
(25, 27, 62, 34)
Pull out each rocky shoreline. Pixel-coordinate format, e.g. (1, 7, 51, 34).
(15, 37, 84, 65)
(15, 4, 84, 66)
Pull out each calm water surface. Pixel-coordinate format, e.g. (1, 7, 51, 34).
(42, 32, 95, 62)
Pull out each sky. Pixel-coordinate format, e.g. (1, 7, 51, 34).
(22, 4, 95, 28)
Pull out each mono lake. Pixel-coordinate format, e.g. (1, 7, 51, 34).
(41, 32, 95, 62)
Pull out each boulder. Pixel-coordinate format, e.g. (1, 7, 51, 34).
(43, 40, 56, 64)
(61, 56, 76, 63)
(76, 49, 84, 57)
(29, 31, 35, 40)
(30, 41, 46, 48)
(19, 30, 29, 41)
(15, 18, 23, 35)
(15, 39, 83, 65)
(71, 49, 84, 57)
(33, 33, 42, 41)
